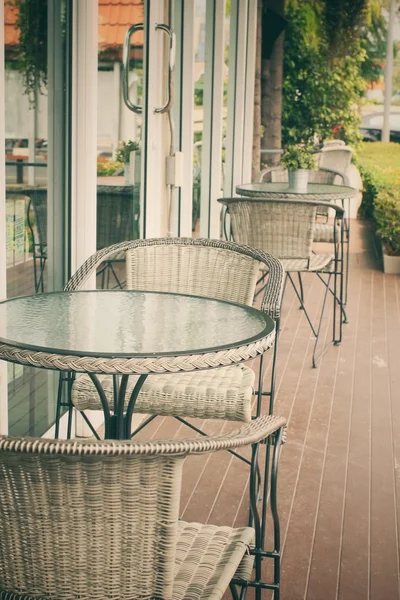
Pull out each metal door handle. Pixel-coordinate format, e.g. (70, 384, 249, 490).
(154, 24, 176, 114)
(122, 23, 143, 114)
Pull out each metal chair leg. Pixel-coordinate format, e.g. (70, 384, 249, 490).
(55, 372, 75, 439)
(311, 272, 333, 368)
(233, 427, 284, 599)
(297, 273, 304, 307)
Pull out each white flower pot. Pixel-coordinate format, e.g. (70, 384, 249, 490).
(288, 169, 309, 192)
(124, 163, 130, 185)
(130, 151, 141, 184)
(382, 247, 400, 274)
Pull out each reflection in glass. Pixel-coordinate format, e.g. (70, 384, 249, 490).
(192, 0, 206, 236)
(96, 0, 144, 288)
(4, 0, 66, 436)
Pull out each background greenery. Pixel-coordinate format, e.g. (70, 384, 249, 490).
(282, 3, 368, 148)
(280, 2, 389, 149)
(356, 142, 400, 254)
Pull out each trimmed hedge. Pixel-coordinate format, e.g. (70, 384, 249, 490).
(356, 142, 400, 255)
(374, 189, 400, 256)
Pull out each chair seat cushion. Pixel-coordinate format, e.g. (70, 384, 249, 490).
(280, 253, 334, 272)
(173, 522, 254, 599)
(71, 365, 255, 422)
(0, 523, 254, 600)
(313, 222, 340, 243)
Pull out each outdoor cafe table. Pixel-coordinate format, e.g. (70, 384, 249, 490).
(235, 181, 358, 202)
(0, 290, 275, 439)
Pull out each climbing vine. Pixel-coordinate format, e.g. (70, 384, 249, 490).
(12, 0, 48, 104)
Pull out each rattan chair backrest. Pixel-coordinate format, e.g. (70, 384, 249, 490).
(126, 242, 259, 306)
(0, 448, 182, 599)
(220, 198, 318, 263)
(66, 238, 285, 320)
(96, 185, 140, 249)
(255, 167, 340, 185)
(14, 186, 141, 253)
(0, 415, 286, 600)
(318, 146, 352, 176)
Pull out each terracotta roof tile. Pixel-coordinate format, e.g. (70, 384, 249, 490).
(4, 2, 20, 46)
(5, 0, 144, 49)
(99, 0, 144, 47)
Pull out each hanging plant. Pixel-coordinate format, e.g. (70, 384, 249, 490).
(12, 0, 48, 104)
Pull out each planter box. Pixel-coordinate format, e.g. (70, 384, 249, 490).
(382, 246, 400, 274)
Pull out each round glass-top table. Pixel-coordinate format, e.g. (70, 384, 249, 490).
(0, 290, 275, 438)
(236, 182, 358, 201)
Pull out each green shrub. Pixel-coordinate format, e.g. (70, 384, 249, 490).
(97, 160, 123, 177)
(374, 188, 400, 255)
(356, 142, 400, 254)
(355, 142, 400, 218)
(355, 142, 400, 179)
(282, 4, 366, 148)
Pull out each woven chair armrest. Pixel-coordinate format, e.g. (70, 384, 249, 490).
(250, 246, 284, 320)
(318, 167, 344, 183)
(318, 167, 351, 187)
(312, 200, 345, 217)
(253, 166, 284, 183)
(254, 168, 271, 183)
(0, 415, 287, 458)
(254, 169, 266, 183)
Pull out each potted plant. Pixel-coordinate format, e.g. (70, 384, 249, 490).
(281, 144, 317, 192)
(374, 187, 400, 274)
(115, 140, 140, 184)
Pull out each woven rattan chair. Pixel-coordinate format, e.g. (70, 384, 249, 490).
(96, 184, 140, 288)
(0, 414, 287, 600)
(55, 237, 284, 440)
(254, 166, 351, 306)
(219, 197, 345, 367)
(21, 186, 140, 294)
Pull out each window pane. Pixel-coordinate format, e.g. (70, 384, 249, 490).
(4, 0, 68, 436)
(96, 0, 144, 289)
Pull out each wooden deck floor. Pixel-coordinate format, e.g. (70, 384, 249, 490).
(133, 220, 400, 600)
(5, 220, 400, 599)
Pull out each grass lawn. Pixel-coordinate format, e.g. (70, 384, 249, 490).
(356, 142, 400, 185)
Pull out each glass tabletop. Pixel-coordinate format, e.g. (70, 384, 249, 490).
(0, 290, 274, 358)
(236, 182, 357, 196)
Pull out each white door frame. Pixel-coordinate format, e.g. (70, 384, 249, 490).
(224, 0, 256, 197)
(199, 0, 225, 239)
(0, 0, 8, 434)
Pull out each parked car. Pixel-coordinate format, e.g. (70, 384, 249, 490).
(360, 112, 400, 143)
(392, 90, 400, 103)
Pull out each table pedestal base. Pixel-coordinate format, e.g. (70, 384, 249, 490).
(88, 373, 148, 439)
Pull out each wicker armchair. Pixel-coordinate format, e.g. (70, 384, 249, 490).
(253, 166, 351, 305)
(56, 237, 284, 440)
(15, 186, 140, 294)
(0, 414, 287, 600)
(219, 197, 345, 367)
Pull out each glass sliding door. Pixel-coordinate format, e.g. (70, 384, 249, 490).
(191, 0, 206, 236)
(95, 0, 173, 289)
(4, 0, 70, 436)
